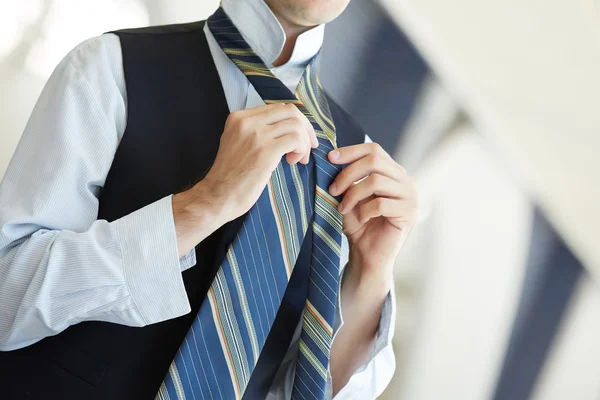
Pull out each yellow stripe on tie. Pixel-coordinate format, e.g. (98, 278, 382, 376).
(316, 186, 339, 207)
(155, 382, 171, 400)
(268, 179, 293, 278)
(243, 71, 273, 78)
(208, 286, 243, 399)
(306, 300, 333, 336)
(299, 340, 327, 378)
(297, 85, 337, 148)
(168, 363, 187, 400)
(264, 99, 304, 106)
(290, 165, 309, 233)
(303, 311, 331, 356)
(227, 251, 260, 362)
(315, 198, 343, 233)
(305, 83, 335, 130)
(234, 60, 272, 73)
(313, 224, 341, 256)
(223, 48, 257, 56)
(301, 66, 336, 130)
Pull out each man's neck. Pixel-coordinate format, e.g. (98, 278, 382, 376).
(270, 12, 317, 67)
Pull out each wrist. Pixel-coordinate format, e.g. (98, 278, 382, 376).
(343, 252, 393, 309)
(183, 180, 232, 226)
(347, 245, 395, 286)
(171, 181, 230, 257)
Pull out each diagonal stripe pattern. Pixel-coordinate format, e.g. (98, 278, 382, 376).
(157, 8, 343, 400)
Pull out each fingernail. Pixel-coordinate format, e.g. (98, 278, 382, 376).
(338, 202, 345, 213)
(329, 150, 340, 161)
(329, 183, 337, 195)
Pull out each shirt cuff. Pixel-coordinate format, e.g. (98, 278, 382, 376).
(332, 262, 396, 373)
(354, 289, 394, 374)
(113, 194, 191, 325)
(332, 265, 347, 338)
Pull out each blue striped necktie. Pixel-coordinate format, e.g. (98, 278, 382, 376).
(157, 8, 343, 400)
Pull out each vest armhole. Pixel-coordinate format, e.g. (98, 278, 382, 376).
(325, 93, 367, 147)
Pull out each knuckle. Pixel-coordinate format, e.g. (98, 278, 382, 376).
(292, 128, 304, 141)
(294, 132, 308, 150)
(367, 154, 378, 169)
(344, 185, 356, 200)
(370, 142, 382, 154)
(370, 173, 382, 186)
(237, 116, 252, 133)
(226, 111, 240, 126)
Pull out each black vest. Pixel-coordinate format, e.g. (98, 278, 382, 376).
(0, 21, 365, 400)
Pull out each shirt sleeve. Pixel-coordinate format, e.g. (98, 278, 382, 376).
(329, 265, 397, 400)
(0, 35, 196, 351)
(327, 132, 396, 398)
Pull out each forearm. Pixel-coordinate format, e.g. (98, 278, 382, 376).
(172, 181, 230, 257)
(329, 251, 393, 396)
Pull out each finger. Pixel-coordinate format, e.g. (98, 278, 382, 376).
(289, 107, 317, 158)
(272, 125, 310, 165)
(307, 123, 318, 149)
(358, 197, 406, 224)
(297, 144, 311, 165)
(328, 142, 389, 165)
(309, 124, 319, 149)
(338, 174, 404, 214)
(249, 103, 298, 122)
(236, 103, 302, 133)
(290, 106, 318, 149)
(288, 114, 313, 163)
(267, 119, 312, 164)
(330, 153, 403, 196)
(228, 104, 284, 126)
(235, 104, 318, 150)
(258, 104, 317, 149)
(306, 121, 318, 149)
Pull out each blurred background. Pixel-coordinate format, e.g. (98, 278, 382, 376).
(1, 0, 599, 399)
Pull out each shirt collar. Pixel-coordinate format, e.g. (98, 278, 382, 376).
(221, 0, 325, 68)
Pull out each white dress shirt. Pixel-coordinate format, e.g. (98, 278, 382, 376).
(0, 0, 395, 398)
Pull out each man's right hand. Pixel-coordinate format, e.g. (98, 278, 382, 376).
(172, 103, 318, 257)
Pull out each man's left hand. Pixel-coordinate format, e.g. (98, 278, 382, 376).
(328, 142, 419, 282)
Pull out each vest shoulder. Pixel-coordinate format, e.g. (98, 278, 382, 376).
(326, 94, 366, 147)
(109, 21, 211, 64)
(110, 21, 206, 36)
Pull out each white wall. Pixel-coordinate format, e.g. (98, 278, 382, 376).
(380, 0, 600, 281)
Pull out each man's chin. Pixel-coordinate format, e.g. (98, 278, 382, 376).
(268, 0, 351, 28)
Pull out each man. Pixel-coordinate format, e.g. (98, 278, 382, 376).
(0, 0, 418, 399)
